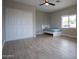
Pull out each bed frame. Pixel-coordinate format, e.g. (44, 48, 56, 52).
(43, 28, 61, 36)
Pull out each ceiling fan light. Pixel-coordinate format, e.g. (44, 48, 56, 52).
(45, 3, 49, 5)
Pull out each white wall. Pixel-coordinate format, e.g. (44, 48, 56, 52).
(36, 10, 50, 35)
(4, 0, 36, 41)
(2, 0, 6, 47)
(50, 5, 77, 38)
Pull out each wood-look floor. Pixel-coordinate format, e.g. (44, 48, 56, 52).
(2, 34, 77, 59)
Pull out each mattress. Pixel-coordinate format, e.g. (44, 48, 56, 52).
(43, 28, 61, 32)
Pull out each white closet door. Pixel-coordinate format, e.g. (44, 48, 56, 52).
(5, 8, 16, 41)
(15, 9, 33, 39)
(5, 8, 33, 41)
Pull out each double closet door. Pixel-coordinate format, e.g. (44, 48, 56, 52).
(5, 8, 33, 41)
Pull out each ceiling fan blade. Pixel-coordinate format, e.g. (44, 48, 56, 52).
(40, 3, 45, 6)
(48, 3, 55, 6)
(56, 0, 60, 2)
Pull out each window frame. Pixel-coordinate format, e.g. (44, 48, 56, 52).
(61, 14, 76, 29)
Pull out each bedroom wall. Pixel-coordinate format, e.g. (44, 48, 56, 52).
(2, 0, 6, 47)
(4, 0, 36, 41)
(50, 5, 77, 38)
(36, 10, 50, 35)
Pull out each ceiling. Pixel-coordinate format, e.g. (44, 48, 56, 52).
(13, 0, 76, 12)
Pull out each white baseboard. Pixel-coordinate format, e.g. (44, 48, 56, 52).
(6, 35, 34, 42)
(36, 32, 43, 35)
(33, 35, 36, 37)
(61, 34, 77, 38)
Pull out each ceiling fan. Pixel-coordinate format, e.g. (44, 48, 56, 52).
(40, 0, 55, 6)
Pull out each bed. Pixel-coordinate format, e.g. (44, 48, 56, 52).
(43, 28, 61, 36)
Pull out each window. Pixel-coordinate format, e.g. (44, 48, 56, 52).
(61, 15, 76, 28)
(69, 15, 76, 28)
